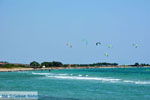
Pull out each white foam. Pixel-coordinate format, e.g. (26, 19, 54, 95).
(134, 81, 150, 85)
(32, 72, 51, 75)
(32, 72, 150, 85)
(32, 72, 68, 76)
(57, 74, 68, 76)
(47, 75, 150, 85)
(47, 75, 121, 82)
(78, 74, 82, 77)
(123, 80, 150, 85)
(123, 80, 133, 83)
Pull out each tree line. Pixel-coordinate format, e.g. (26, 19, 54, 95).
(30, 61, 119, 68)
(1, 60, 150, 68)
(30, 61, 63, 68)
(130, 63, 150, 66)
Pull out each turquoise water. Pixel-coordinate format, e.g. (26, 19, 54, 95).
(0, 67, 150, 100)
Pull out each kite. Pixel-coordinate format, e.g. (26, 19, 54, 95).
(96, 42, 101, 46)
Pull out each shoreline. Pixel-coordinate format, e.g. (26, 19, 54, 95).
(0, 66, 150, 72)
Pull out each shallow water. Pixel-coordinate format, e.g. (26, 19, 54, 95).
(0, 67, 150, 100)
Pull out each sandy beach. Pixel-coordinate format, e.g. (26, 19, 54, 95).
(0, 68, 34, 72)
(0, 66, 148, 72)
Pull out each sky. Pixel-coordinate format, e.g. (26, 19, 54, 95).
(0, 0, 150, 64)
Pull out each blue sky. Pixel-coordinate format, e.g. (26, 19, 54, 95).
(0, 0, 150, 64)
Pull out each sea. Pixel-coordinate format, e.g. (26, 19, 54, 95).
(0, 67, 150, 100)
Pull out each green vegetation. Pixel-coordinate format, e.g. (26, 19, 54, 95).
(130, 62, 150, 66)
(30, 61, 40, 68)
(41, 61, 63, 67)
(0, 63, 28, 68)
(64, 62, 118, 67)
(0, 61, 150, 68)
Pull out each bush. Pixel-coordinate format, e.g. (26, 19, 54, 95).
(30, 61, 40, 68)
(41, 61, 63, 67)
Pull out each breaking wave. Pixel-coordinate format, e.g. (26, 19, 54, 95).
(32, 72, 150, 85)
(123, 80, 150, 85)
(32, 72, 69, 76)
(47, 75, 121, 82)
